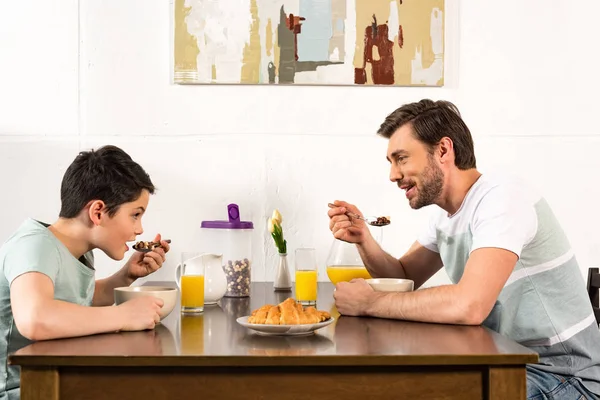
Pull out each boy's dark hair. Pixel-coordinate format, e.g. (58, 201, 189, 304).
(59, 145, 155, 218)
(377, 99, 477, 170)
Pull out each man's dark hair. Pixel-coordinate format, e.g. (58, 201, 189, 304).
(59, 145, 155, 218)
(377, 99, 477, 170)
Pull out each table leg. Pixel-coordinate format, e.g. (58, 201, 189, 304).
(487, 366, 526, 400)
(21, 367, 59, 400)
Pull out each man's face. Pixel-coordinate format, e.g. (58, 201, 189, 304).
(95, 190, 149, 260)
(386, 125, 444, 209)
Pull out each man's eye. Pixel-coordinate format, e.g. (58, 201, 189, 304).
(397, 156, 406, 163)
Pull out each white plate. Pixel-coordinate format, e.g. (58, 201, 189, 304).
(239, 332, 334, 355)
(236, 316, 335, 336)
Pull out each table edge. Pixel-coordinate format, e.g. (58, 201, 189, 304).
(9, 353, 539, 367)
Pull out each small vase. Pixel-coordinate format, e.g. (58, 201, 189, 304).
(273, 253, 292, 291)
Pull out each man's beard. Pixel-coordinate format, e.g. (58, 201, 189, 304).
(409, 158, 444, 209)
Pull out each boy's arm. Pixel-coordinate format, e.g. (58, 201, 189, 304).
(92, 240, 168, 306)
(92, 266, 135, 306)
(11, 272, 163, 341)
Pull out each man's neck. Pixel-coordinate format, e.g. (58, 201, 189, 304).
(48, 218, 93, 259)
(438, 169, 482, 216)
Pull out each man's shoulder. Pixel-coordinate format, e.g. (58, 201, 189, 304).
(471, 173, 544, 209)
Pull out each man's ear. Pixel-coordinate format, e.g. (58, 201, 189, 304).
(438, 137, 454, 164)
(88, 200, 106, 226)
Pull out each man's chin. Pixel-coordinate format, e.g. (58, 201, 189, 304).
(408, 198, 426, 210)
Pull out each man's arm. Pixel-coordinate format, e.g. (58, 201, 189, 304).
(328, 201, 443, 288)
(364, 247, 517, 324)
(11, 272, 163, 340)
(358, 238, 444, 289)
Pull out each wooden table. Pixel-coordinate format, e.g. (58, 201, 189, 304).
(10, 282, 538, 400)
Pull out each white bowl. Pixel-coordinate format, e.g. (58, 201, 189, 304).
(114, 286, 178, 320)
(365, 278, 414, 292)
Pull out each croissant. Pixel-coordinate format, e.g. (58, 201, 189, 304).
(248, 298, 331, 325)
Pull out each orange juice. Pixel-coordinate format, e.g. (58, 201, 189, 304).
(295, 270, 317, 303)
(181, 275, 204, 310)
(326, 266, 371, 284)
(180, 315, 204, 354)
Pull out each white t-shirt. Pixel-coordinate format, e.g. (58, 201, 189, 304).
(416, 173, 600, 394)
(418, 173, 538, 259)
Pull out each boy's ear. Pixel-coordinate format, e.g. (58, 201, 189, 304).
(88, 200, 106, 226)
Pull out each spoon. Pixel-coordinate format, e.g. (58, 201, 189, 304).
(133, 239, 172, 253)
(327, 203, 391, 227)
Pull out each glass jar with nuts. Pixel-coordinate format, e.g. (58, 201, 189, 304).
(200, 204, 254, 298)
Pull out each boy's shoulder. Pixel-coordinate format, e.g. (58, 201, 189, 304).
(0, 219, 58, 259)
(0, 219, 65, 284)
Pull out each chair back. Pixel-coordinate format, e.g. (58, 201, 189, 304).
(587, 268, 600, 325)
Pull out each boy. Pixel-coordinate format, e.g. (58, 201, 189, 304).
(0, 145, 170, 399)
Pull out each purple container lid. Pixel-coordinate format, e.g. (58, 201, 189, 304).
(201, 204, 254, 230)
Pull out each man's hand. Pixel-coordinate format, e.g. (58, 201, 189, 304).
(125, 234, 170, 280)
(333, 278, 380, 316)
(328, 200, 371, 244)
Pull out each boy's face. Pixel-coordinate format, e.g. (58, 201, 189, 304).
(97, 189, 150, 260)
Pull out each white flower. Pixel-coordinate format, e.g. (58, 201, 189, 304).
(271, 209, 282, 225)
(267, 218, 275, 234)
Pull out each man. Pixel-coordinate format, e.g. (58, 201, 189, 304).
(328, 99, 600, 399)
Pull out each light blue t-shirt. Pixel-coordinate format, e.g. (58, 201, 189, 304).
(0, 219, 95, 400)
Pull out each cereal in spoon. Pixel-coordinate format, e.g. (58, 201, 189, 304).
(132, 239, 171, 253)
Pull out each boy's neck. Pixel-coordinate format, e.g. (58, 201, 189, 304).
(48, 218, 93, 259)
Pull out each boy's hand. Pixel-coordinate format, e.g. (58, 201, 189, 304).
(118, 296, 164, 331)
(125, 234, 171, 280)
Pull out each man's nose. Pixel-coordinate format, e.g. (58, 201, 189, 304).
(390, 166, 403, 183)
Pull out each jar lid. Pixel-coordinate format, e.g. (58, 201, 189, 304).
(201, 204, 254, 230)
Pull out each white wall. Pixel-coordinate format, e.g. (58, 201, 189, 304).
(1, 1, 599, 286)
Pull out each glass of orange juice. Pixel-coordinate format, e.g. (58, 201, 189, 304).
(326, 265, 372, 284)
(325, 239, 372, 284)
(176, 252, 205, 314)
(294, 248, 318, 306)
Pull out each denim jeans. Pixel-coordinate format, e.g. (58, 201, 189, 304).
(527, 365, 599, 400)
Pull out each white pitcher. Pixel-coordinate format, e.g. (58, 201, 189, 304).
(175, 253, 227, 305)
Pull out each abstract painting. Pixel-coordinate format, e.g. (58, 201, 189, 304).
(174, 0, 444, 86)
